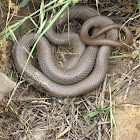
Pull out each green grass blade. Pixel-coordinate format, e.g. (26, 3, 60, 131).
(109, 55, 131, 59)
(109, 84, 113, 140)
(9, 29, 18, 43)
(3, 36, 6, 48)
(83, 114, 90, 125)
(0, 0, 58, 43)
(98, 121, 110, 124)
(19, 0, 30, 8)
(10, 70, 13, 80)
(29, 17, 38, 28)
(21, 0, 72, 77)
(87, 111, 101, 117)
(138, 0, 140, 12)
(7, 0, 11, 22)
(39, 0, 45, 27)
(109, 54, 140, 59)
(20, 25, 25, 36)
(37, 19, 47, 34)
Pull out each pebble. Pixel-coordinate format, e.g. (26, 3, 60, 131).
(0, 72, 16, 100)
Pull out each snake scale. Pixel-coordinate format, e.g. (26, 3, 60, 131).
(13, 5, 132, 97)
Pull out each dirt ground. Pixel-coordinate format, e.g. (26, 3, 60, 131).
(0, 0, 140, 140)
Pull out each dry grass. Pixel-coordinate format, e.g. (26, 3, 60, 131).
(0, 0, 140, 139)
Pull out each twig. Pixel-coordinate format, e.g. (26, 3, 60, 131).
(56, 125, 72, 139)
(83, 96, 96, 111)
(0, 2, 3, 17)
(124, 71, 134, 101)
(100, 75, 108, 108)
(81, 97, 91, 112)
(56, 51, 80, 55)
(6, 80, 25, 107)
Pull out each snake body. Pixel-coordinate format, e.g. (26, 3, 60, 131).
(13, 5, 132, 97)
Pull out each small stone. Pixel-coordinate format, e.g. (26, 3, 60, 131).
(129, 60, 133, 65)
(131, 50, 139, 59)
(0, 72, 16, 100)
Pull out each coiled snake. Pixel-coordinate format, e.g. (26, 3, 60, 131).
(13, 5, 132, 97)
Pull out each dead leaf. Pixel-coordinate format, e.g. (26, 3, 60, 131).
(10, 3, 19, 15)
(0, 41, 12, 48)
(0, 41, 12, 62)
(135, 27, 140, 36)
(1, 53, 7, 62)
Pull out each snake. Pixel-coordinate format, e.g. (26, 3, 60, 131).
(13, 5, 132, 97)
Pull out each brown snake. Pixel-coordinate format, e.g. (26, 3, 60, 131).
(13, 5, 132, 97)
